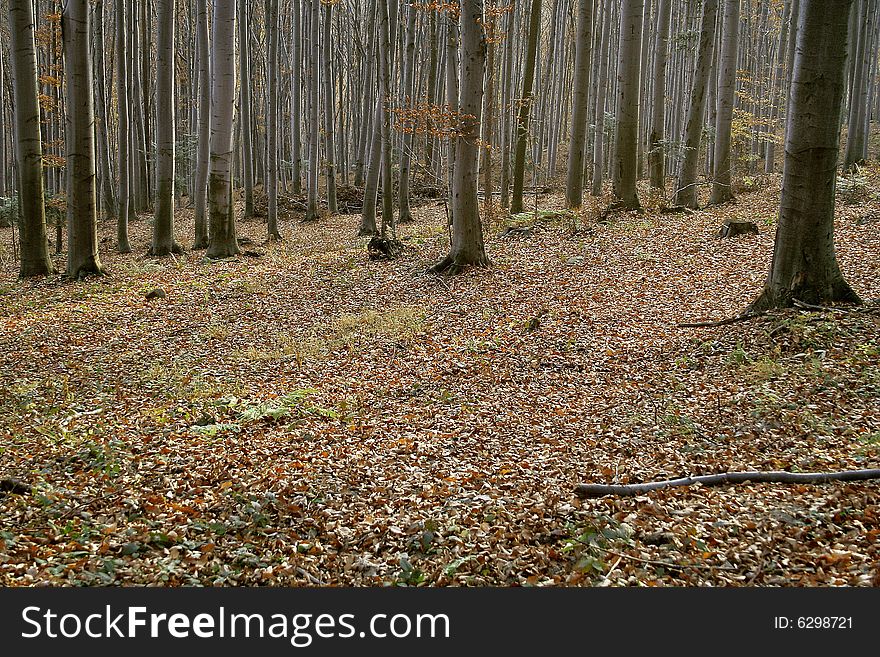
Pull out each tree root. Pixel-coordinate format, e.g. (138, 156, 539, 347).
(575, 469, 880, 498)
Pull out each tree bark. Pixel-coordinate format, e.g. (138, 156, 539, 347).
(564, 0, 594, 209)
(674, 0, 719, 208)
(152, 0, 182, 256)
(193, 0, 211, 249)
(611, 0, 644, 209)
(709, 0, 740, 205)
(305, 0, 321, 223)
(267, 0, 282, 239)
(747, 0, 861, 313)
(8, 0, 54, 277)
(207, 0, 240, 259)
(510, 0, 542, 214)
(429, 0, 490, 275)
(63, 0, 105, 279)
(648, 0, 672, 190)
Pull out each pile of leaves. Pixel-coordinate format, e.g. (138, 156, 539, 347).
(0, 163, 878, 587)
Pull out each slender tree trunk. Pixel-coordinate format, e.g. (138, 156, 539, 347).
(207, 0, 240, 259)
(92, 0, 116, 222)
(844, 0, 873, 168)
(152, 0, 182, 256)
(611, 0, 644, 209)
(377, 0, 394, 239)
(674, 0, 719, 208)
(511, 0, 542, 214)
(592, 0, 613, 196)
(648, 0, 672, 191)
(305, 0, 321, 223)
(430, 0, 490, 274)
(8, 0, 54, 277)
(115, 0, 132, 252)
(764, 0, 791, 174)
(267, 0, 282, 239)
(193, 0, 211, 249)
(63, 0, 104, 278)
(709, 0, 740, 205)
(398, 1, 418, 224)
(748, 0, 860, 313)
(565, 0, 594, 209)
(290, 0, 304, 195)
(322, 0, 338, 215)
(238, 0, 254, 219)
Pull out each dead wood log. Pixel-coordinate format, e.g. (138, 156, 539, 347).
(575, 469, 880, 498)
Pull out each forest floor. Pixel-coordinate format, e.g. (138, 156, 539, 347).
(1, 165, 879, 587)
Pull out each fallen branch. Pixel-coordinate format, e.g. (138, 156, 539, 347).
(792, 298, 857, 314)
(575, 469, 880, 498)
(677, 311, 765, 328)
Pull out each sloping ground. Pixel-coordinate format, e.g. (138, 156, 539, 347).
(0, 166, 878, 586)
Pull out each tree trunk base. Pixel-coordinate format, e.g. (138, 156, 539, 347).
(357, 225, 377, 237)
(427, 252, 491, 276)
(192, 237, 209, 251)
(67, 259, 106, 280)
(747, 277, 862, 315)
(149, 242, 185, 257)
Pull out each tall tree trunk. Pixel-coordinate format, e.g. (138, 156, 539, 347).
(591, 0, 613, 196)
(748, 0, 861, 313)
(115, 0, 132, 252)
(398, 1, 418, 224)
(648, 0, 672, 190)
(92, 0, 116, 222)
(193, 0, 211, 249)
(152, 0, 182, 256)
(8, 0, 54, 277)
(611, 0, 644, 209)
(674, 0, 718, 208)
(565, 0, 594, 209)
(511, 0, 542, 214)
(238, 0, 254, 219)
(290, 0, 303, 195)
(63, 0, 104, 279)
(709, 0, 740, 205)
(305, 0, 321, 223)
(207, 0, 240, 259)
(844, 0, 873, 168)
(322, 0, 338, 215)
(764, 0, 791, 174)
(267, 0, 282, 239)
(377, 0, 394, 239)
(430, 0, 490, 274)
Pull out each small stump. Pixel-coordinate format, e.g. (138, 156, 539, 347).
(718, 220, 758, 239)
(367, 237, 404, 260)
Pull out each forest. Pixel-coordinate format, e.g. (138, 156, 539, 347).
(0, 0, 878, 588)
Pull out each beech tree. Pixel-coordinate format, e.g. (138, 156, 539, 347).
(152, 0, 182, 256)
(748, 0, 861, 313)
(63, 0, 104, 278)
(193, 0, 211, 250)
(8, 0, 54, 277)
(207, 0, 240, 259)
(510, 0, 542, 214)
(429, 0, 490, 274)
(564, 0, 594, 209)
(611, 0, 644, 209)
(709, 0, 740, 205)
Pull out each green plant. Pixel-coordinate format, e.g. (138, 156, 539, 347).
(837, 169, 869, 205)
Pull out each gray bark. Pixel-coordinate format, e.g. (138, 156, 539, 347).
(709, 0, 740, 205)
(565, 0, 594, 209)
(611, 0, 644, 209)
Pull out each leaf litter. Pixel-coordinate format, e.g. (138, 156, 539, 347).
(0, 165, 879, 587)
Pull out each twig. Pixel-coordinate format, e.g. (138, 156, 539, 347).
(296, 566, 325, 586)
(575, 468, 880, 498)
(792, 298, 856, 314)
(574, 537, 739, 573)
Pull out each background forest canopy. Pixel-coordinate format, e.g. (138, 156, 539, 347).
(0, 0, 879, 589)
(0, 0, 877, 278)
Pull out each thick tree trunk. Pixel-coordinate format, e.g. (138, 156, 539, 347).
(674, 0, 719, 208)
(207, 0, 240, 259)
(193, 0, 211, 250)
(63, 0, 105, 279)
(430, 0, 490, 275)
(611, 0, 644, 209)
(8, 0, 54, 277)
(152, 0, 182, 256)
(564, 0, 594, 209)
(748, 0, 861, 314)
(709, 0, 740, 205)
